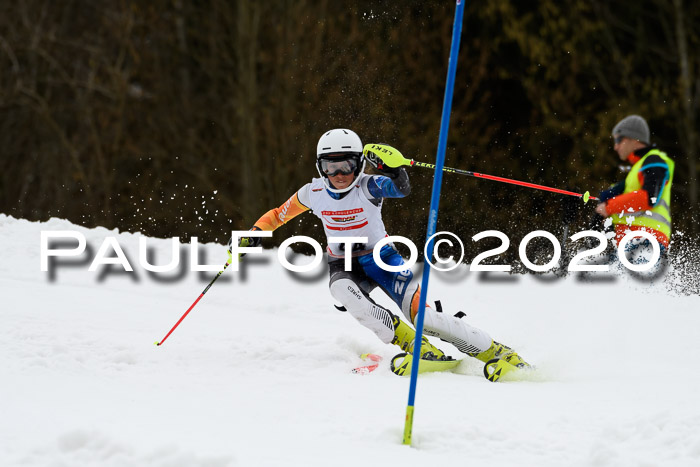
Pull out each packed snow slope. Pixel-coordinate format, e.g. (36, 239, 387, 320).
(2, 214, 699, 467)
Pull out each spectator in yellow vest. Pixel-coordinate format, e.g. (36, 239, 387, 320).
(595, 115, 674, 249)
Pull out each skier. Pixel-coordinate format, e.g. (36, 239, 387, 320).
(594, 115, 674, 250)
(230, 129, 529, 381)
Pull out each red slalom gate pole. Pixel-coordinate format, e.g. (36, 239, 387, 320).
(154, 261, 230, 346)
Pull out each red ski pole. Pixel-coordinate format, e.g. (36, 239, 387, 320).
(364, 144, 597, 203)
(154, 261, 230, 346)
(411, 160, 598, 202)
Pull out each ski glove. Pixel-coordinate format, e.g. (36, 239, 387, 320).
(228, 227, 262, 263)
(377, 163, 405, 179)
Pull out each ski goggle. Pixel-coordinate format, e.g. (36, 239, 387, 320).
(319, 156, 359, 176)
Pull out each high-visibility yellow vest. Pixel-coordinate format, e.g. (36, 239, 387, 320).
(610, 149, 674, 239)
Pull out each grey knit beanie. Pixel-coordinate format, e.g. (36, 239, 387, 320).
(612, 115, 650, 144)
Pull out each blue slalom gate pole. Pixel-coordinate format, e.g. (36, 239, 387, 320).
(403, 0, 465, 445)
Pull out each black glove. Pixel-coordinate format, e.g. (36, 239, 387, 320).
(378, 165, 404, 179)
(228, 227, 262, 262)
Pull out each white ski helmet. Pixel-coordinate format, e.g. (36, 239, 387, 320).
(316, 129, 365, 194)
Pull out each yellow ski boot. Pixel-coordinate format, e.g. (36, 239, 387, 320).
(470, 341, 531, 382)
(391, 314, 444, 359)
(390, 314, 460, 376)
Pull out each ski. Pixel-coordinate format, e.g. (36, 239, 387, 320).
(351, 353, 383, 375)
(390, 352, 462, 376)
(353, 352, 534, 381)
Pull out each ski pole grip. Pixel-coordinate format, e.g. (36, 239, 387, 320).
(363, 144, 412, 168)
